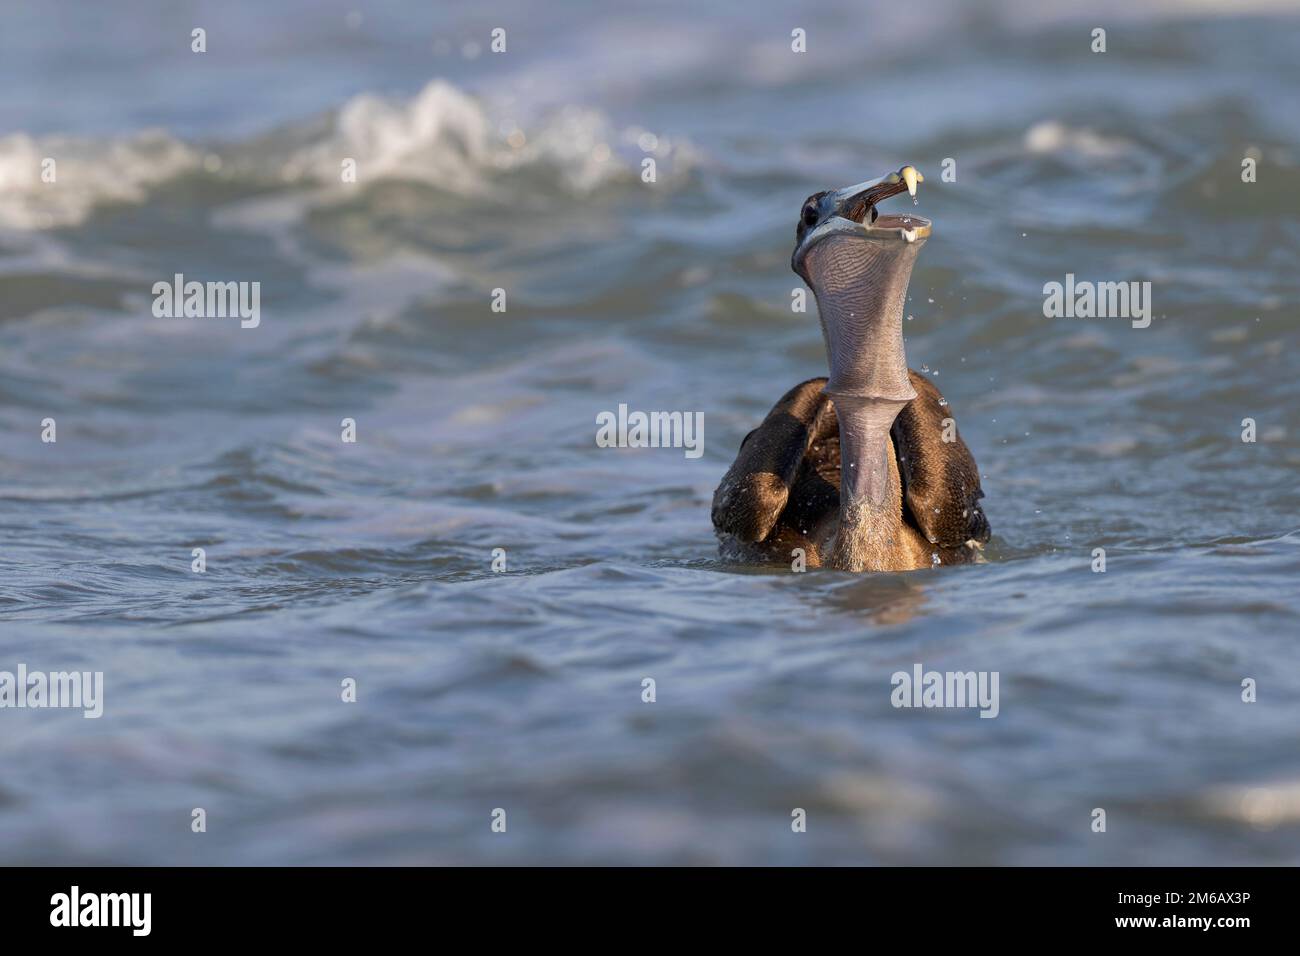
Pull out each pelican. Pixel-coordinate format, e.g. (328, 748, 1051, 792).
(712, 166, 990, 571)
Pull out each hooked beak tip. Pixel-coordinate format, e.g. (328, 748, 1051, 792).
(901, 165, 922, 198)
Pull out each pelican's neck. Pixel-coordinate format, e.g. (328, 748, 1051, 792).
(828, 393, 907, 507)
(802, 233, 924, 571)
(804, 233, 921, 404)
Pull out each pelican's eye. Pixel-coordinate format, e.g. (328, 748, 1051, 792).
(802, 203, 819, 227)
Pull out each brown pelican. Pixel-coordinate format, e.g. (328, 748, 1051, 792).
(712, 166, 989, 572)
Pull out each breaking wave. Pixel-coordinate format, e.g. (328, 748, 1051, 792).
(0, 79, 695, 230)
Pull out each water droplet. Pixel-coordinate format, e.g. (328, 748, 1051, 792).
(938, 398, 948, 407)
(906, 313, 913, 321)
(931, 553, 941, 566)
(913, 197, 919, 206)
(921, 364, 930, 373)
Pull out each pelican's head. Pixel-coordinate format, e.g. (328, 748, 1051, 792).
(791, 166, 930, 405)
(791, 165, 929, 282)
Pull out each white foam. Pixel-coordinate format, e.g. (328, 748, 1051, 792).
(0, 80, 694, 231)
(0, 130, 199, 229)
(1024, 120, 1132, 161)
(289, 80, 652, 195)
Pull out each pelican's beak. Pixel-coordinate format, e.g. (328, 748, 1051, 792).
(793, 166, 930, 279)
(828, 165, 924, 225)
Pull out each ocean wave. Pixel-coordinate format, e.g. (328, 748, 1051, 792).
(0, 129, 200, 229)
(0, 79, 695, 230)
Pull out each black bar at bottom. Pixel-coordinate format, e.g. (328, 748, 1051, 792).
(0, 866, 1279, 941)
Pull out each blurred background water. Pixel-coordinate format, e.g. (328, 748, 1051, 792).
(1, 0, 1298, 864)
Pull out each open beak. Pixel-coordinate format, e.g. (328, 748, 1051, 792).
(793, 164, 929, 281)
(830, 165, 924, 225)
